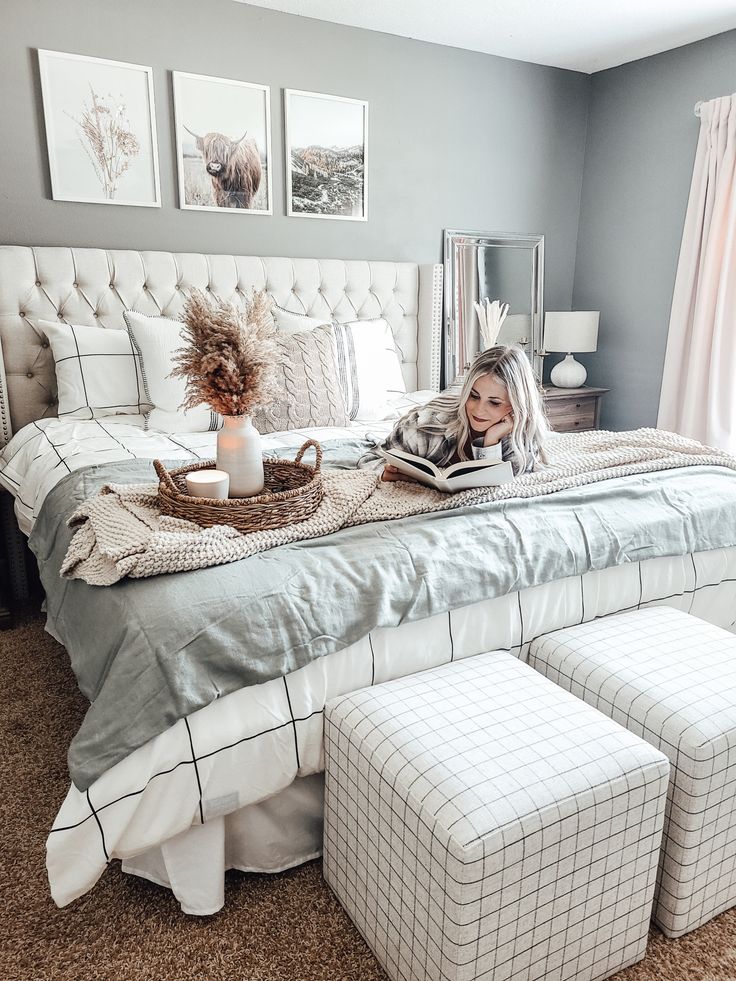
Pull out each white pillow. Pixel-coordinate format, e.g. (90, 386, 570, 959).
(39, 319, 147, 420)
(124, 311, 221, 433)
(271, 304, 330, 335)
(332, 318, 406, 421)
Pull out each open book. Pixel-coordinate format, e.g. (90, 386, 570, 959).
(378, 447, 513, 493)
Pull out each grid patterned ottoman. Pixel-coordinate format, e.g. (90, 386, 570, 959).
(323, 650, 670, 981)
(529, 606, 736, 938)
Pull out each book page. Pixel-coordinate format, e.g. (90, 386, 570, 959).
(440, 460, 513, 491)
(443, 458, 505, 478)
(378, 448, 441, 478)
(378, 448, 513, 492)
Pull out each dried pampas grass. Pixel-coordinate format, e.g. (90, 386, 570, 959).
(171, 288, 281, 417)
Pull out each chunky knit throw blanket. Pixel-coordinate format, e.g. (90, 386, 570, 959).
(61, 428, 736, 586)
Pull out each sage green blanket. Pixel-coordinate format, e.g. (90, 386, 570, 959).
(30, 432, 736, 790)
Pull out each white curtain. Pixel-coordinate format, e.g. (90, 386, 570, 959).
(657, 94, 736, 450)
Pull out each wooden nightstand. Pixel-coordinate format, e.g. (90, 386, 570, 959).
(543, 386, 608, 433)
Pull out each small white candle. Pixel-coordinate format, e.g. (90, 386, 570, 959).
(185, 469, 230, 499)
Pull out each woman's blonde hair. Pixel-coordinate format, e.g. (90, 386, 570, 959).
(423, 346, 548, 473)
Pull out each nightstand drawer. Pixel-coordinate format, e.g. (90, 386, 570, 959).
(543, 386, 608, 433)
(546, 397, 597, 432)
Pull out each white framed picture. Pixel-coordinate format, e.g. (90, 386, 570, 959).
(173, 71, 272, 214)
(38, 49, 161, 208)
(284, 89, 368, 221)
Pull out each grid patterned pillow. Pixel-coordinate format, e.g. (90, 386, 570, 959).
(39, 319, 147, 420)
(124, 311, 221, 434)
(332, 317, 406, 421)
(252, 325, 349, 435)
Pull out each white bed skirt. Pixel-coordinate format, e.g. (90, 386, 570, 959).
(114, 548, 736, 916)
(121, 773, 325, 916)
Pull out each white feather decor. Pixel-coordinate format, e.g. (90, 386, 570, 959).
(474, 298, 510, 350)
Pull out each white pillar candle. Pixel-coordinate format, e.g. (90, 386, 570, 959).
(185, 469, 230, 499)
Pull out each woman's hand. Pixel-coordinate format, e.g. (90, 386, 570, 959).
(381, 464, 419, 483)
(483, 414, 513, 447)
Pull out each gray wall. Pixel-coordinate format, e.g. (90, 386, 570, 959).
(572, 30, 736, 430)
(0, 0, 589, 314)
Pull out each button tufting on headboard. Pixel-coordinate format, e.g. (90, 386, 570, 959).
(0, 246, 442, 445)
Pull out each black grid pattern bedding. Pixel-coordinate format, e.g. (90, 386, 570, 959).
(324, 652, 670, 981)
(529, 606, 736, 939)
(45, 547, 736, 913)
(39, 319, 146, 419)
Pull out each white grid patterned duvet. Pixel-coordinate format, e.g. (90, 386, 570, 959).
(3, 408, 736, 912)
(44, 545, 736, 910)
(0, 394, 433, 535)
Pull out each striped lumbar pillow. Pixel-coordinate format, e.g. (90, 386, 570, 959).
(331, 318, 406, 421)
(123, 311, 221, 434)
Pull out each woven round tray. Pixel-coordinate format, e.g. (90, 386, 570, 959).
(153, 439, 323, 533)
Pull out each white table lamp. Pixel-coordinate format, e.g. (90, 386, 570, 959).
(544, 311, 599, 388)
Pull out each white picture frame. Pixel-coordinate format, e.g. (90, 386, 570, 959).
(284, 89, 368, 221)
(38, 49, 161, 208)
(173, 71, 272, 215)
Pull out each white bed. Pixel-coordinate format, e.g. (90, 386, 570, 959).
(1, 245, 735, 917)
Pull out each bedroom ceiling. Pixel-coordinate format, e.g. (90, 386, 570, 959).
(234, 0, 736, 73)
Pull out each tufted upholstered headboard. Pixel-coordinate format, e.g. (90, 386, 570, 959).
(0, 247, 443, 446)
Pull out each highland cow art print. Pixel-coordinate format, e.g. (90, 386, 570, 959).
(173, 72, 272, 214)
(285, 89, 368, 221)
(38, 50, 161, 207)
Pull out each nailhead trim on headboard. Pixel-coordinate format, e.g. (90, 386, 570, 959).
(430, 263, 443, 391)
(0, 338, 11, 446)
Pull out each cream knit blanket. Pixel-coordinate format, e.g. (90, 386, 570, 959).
(61, 428, 736, 586)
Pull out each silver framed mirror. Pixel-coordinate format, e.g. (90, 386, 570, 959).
(443, 229, 545, 384)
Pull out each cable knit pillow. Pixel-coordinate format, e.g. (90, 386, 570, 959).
(124, 311, 221, 433)
(252, 325, 348, 434)
(39, 319, 148, 421)
(271, 304, 406, 421)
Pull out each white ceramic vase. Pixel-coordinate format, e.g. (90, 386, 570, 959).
(216, 415, 265, 497)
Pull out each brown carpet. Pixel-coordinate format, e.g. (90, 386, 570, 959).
(1, 614, 735, 981)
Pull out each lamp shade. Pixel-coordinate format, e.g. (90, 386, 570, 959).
(544, 311, 599, 353)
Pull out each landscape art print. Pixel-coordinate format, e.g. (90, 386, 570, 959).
(285, 89, 368, 221)
(38, 50, 161, 207)
(173, 72, 272, 214)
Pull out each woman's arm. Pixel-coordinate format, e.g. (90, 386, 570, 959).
(358, 401, 456, 482)
(471, 439, 503, 461)
(357, 411, 423, 479)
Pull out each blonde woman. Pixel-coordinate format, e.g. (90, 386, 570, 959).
(366, 346, 548, 480)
